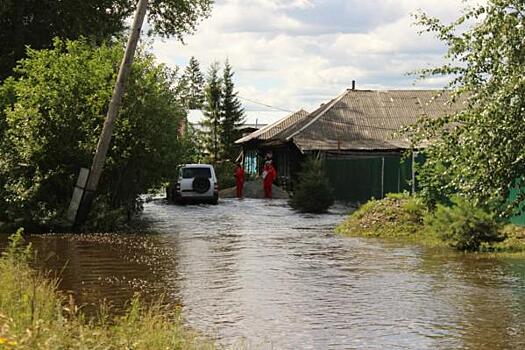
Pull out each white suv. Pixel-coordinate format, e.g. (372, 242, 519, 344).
(168, 164, 219, 204)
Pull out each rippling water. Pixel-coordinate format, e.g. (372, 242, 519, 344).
(2, 198, 525, 349)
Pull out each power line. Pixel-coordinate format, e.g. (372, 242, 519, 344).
(237, 95, 408, 132)
(237, 95, 294, 113)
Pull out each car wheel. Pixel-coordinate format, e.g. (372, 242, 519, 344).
(192, 176, 211, 193)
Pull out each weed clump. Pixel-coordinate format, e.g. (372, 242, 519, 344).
(489, 224, 525, 253)
(336, 192, 427, 238)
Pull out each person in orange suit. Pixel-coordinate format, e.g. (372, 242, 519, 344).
(234, 162, 245, 198)
(262, 160, 276, 198)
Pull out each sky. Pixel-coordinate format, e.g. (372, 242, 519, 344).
(152, 0, 469, 124)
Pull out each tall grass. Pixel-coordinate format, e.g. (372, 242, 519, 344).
(0, 230, 215, 350)
(336, 193, 525, 254)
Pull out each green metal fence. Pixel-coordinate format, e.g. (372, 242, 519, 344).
(324, 153, 525, 226)
(509, 186, 525, 226)
(325, 154, 412, 203)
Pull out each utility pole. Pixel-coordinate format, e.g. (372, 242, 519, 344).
(71, 0, 149, 227)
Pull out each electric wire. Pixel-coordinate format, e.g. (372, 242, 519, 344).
(236, 95, 411, 132)
(237, 95, 294, 113)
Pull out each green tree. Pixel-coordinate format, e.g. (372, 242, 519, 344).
(179, 122, 207, 163)
(411, 0, 525, 218)
(0, 39, 186, 230)
(0, 81, 16, 217)
(290, 156, 334, 213)
(0, 0, 213, 81)
(424, 196, 502, 251)
(220, 60, 245, 161)
(201, 62, 223, 162)
(72, 0, 212, 227)
(181, 56, 205, 109)
(0, 0, 131, 81)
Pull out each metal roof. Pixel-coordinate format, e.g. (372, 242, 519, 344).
(237, 89, 464, 152)
(235, 109, 310, 144)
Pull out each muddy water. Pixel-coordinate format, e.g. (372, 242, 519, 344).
(3, 198, 525, 349)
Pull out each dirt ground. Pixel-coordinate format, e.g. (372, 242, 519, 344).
(219, 180, 290, 199)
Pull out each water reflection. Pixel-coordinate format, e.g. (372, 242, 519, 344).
(416, 251, 525, 349)
(1, 198, 524, 349)
(25, 233, 180, 314)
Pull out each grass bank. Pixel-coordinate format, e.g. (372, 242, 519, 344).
(336, 193, 525, 256)
(0, 230, 215, 350)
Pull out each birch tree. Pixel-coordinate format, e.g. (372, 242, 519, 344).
(411, 0, 525, 218)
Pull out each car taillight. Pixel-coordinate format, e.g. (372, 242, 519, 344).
(214, 183, 219, 192)
(175, 183, 181, 192)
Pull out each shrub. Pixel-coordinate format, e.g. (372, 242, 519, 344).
(424, 196, 503, 251)
(289, 157, 334, 213)
(336, 192, 428, 238)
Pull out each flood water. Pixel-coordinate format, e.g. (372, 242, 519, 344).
(3, 198, 525, 349)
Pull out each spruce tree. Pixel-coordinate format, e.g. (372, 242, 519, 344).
(220, 60, 245, 160)
(181, 56, 205, 109)
(201, 62, 222, 162)
(290, 157, 334, 213)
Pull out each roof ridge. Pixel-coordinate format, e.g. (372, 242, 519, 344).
(285, 90, 348, 141)
(235, 109, 308, 144)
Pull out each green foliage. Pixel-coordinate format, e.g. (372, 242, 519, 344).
(337, 194, 525, 254)
(146, 0, 213, 40)
(411, 0, 525, 218)
(0, 81, 16, 216)
(196, 60, 245, 163)
(414, 156, 453, 208)
(182, 123, 207, 164)
(214, 160, 237, 190)
(2, 228, 32, 264)
(336, 192, 429, 238)
(0, 0, 131, 81)
(424, 196, 503, 251)
(489, 224, 525, 253)
(0, 0, 213, 81)
(220, 60, 245, 161)
(181, 56, 205, 109)
(0, 232, 216, 349)
(201, 62, 223, 162)
(0, 39, 187, 229)
(290, 157, 334, 213)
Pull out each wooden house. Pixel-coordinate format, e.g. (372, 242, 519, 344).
(236, 88, 461, 202)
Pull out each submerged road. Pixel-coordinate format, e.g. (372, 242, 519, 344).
(15, 198, 525, 349)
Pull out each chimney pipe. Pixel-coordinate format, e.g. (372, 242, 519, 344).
(352, 80, 356, 90)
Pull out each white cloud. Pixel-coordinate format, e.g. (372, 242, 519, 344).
(151, 0, 468, 122)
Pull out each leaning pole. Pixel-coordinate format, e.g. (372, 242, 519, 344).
(71, 0, 149, 228)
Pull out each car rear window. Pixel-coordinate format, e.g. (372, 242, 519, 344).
(182, 167, 211, 178)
